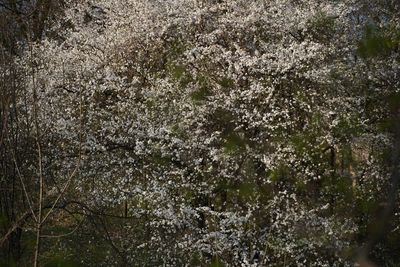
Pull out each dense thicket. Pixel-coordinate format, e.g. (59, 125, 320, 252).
(1, 0, 400, 266)
(0, 1, 65, 265)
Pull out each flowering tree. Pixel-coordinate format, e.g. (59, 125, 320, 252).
(2, 0, 399, 265)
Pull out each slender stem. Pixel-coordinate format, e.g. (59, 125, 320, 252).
(31, 42, 43, 267)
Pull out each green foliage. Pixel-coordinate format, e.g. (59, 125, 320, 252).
(44, 256, 82, 267)
(378, 92, 400, 132)
(209, 256, 225, 267)
(167, 38, 188, 60)
(165, 40, 193, 87)
(223, 132, 246, 154)
(325, 175, 354, 202)
(358, 25, 399, 58)
(217, 77, 234, 89)
(388, 92, 400, 112)
(145, 99, 155, 109)
(191, 75, 212, 103)
(0, 258, 16, 267)
(0, 213, 8, 228)
(332, 115, 363, 142)
(267, 168, 281, 183)
(289, 133, 310, 153)
(307, 12, 336, 41)
(267, 165, 290, 184)
(191, 86, 211, 102)
(189, 253, 202, 266)
(237, 182, 259, 200)
(168, 63, 186, 80)
(167, 63, 193, 88)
